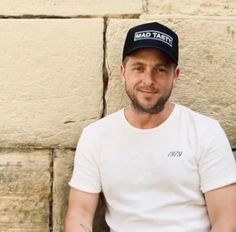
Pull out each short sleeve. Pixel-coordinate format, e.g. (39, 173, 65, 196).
(199, 121, 236, 193)
(69, 127, 101, 193)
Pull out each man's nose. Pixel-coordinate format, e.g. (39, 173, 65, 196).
(142, 70, 155, 85)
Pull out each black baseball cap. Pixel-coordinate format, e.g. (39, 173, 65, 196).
(122, 22, 179, 64)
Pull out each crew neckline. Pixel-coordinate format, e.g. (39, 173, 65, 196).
(120, 104, 179, 133)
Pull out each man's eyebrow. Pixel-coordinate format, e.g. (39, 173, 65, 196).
(155, 63, 169, 67)
(131, 62, 145, 66)
(154, 62, 173, 68)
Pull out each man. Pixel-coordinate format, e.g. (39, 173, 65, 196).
(65, 22, 236, 232)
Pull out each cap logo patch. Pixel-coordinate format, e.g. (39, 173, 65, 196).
(134, 30, 173, 47)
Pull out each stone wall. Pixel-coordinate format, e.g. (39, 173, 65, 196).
(0, 1, 235, 231)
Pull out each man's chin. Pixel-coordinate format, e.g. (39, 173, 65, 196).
(132, 103, 165, 114)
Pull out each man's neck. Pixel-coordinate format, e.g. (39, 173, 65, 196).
(124, 102, 175, 129)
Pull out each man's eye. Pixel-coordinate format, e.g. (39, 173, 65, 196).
(156, 67, 167, 73)
(134, 67, 144, 72)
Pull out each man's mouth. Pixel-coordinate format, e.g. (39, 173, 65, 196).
(138, 88, 158, 94)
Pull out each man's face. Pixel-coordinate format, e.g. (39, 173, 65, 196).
(120, 48, 179, 114)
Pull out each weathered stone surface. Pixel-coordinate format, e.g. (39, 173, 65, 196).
(105, 19, 236, 146)
(0, 149, 51, 232)
(53, 149, 108, 232)
(0, 19, 103, 148)
(0, 0, 143, 16)
(145, 0, 236, 16)
(53, 149, 74, 232)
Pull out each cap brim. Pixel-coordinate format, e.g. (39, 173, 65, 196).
(124, 45, 178, 64)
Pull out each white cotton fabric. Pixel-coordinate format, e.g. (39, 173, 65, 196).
(69, 104, 236, 232)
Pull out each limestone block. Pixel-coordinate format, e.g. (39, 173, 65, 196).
(145, 0, 236, 16)
(0, 19, 103, 148)
(0, 149, 51, 232)
(53, 149, 108, 232)
(53, 149, 74, 232)
(105, 19, 236, 146)
(0, 0, 143, 16)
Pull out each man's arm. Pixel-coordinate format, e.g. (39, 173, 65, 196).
(65, 187, 100, 232)
(205, 184, 236, 232)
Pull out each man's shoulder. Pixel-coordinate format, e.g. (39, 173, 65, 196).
(84, 109, 123, 133)
(177, 104, 219, 128)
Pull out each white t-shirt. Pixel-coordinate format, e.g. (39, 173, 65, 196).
(69, 104, 236, 232)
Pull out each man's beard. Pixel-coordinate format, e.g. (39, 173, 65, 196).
(125, 84, 173, 115)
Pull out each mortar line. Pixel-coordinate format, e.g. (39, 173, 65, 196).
(0, 146, 76, 150)
(142, 0, 149, 14)
(100, 17, 109, 118)
(1, 14, 236, 20)
(0, 14, 140, 19)
(48, 148, 54, 232)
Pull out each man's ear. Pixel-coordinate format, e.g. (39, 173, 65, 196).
(120, 64, 125, 83)
(173, 66, 180, 87)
